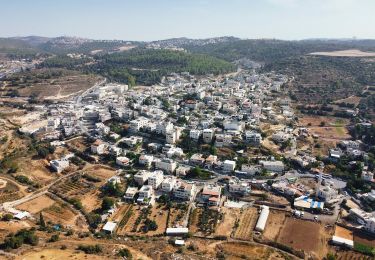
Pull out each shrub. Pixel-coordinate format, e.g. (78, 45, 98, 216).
(2, 213, 13, 221)
(48, 234, 59, 242)
(118, 248, 132, 259)
(77, 244, 102, 254)
(2, 229, 38, 249)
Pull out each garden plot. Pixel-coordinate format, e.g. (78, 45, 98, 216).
(215, 207, 239, 238)
(233, 207, 258, 240)
(167, 203, 189, 228)
(189, 208, 223, 236)
(116, 203, 168, 236)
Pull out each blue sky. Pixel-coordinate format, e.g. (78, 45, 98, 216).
(1, 0, 374, 41)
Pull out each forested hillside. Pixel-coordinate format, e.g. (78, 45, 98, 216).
(40, 49, 235, 85)
(185, 39, 375, 62)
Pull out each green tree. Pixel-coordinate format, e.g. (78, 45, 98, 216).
(118, 248, 132, 259)
(39, 212, 46, 229)
(101, 197, 115, 211)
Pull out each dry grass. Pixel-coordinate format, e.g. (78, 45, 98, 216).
(16, 248, 112, 260)
(16, 194, 56, 214)
(215, 207, 239, 237)
(218, 242, 289, 260)
(263, 211, 286, 241)
(233, 207, 258, 240)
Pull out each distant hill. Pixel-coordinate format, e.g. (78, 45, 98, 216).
(11, 36, 51, 46)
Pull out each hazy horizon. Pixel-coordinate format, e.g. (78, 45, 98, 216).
(1, 0, 375, 41)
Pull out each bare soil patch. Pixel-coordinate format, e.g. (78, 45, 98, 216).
(218, 242, 292, 260)
(263, 210, 286, 241)
(334, 226, 353, 240)
(277, 217, 327, 258)
(215, 207, 239, 237)
(16, 248, 112, 260)
(80, 190, 101, 212)
(310, 49, 375, 57)
(16, 194, 56, 214)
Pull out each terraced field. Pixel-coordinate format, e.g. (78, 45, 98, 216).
(233, 207, 258, 240)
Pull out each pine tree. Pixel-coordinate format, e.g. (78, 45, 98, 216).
(39, 212, 46, 229)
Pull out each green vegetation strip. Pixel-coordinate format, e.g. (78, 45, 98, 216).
(354, 242, 375, 256)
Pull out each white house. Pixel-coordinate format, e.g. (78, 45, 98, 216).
(241, 165, 261, 175)
(317, 185, 338, 201)
(116, 156, 130, 167)
(156, 121, 174, 135)
(134, 170, 152, 186)
(223, 160, 236, 172)
(245, 131, 262, 145)
(215, 134, 232, 147)
(139, 154, 154, 168)
(202, 129, 214, 143)
(124, 187, 138, 201)
(260, 160, 284, 173)
(161, 176, 177, 193)
(95, 122, 110, 135)
(91, 140, 106, 155)
(176, 166, 191, 177)
(365, 218, 375, 234)
(174, 182, 195, 201)
(223, 120, 243, 132)
(129, 117, 149, 132)
(50, 159, 69, 173)
(102, 221, 117, 234)
(137, 185, 154, 204)
(155, 158, 177, 173)
(148, 171, 164, 189)
(228, 182, 251, 195)
(189, 129, 201, 141)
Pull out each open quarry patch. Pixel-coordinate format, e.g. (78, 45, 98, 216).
(309, 49, 375, 57)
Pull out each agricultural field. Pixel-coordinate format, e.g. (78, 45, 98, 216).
(83, 164, 117, 184)
(263, 211, 287, 241)
(49, 174, 96, 199)
(214, 207, 239, 238)
(353, 229, 375, 247)
(298, 115, 351, 140)
(0, 178, 24, 203)
(2, 68, 103, 100)
(116, 203, 168, 236)
(189, 207, 223, 236)
(334, 250, 373, 260)
(111, 203, 134, 235)
(16, 194, 56, 214)
(16, 157, 57, 185)
(42, 200, 88, 230)
(233, 207, 258, 240)
(310, 49, 375, 57)
(167, 203, 189, 228)
(216, 241, 298, 260)
(66, 137, 89, 152)
(277, 217, 328, 259)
